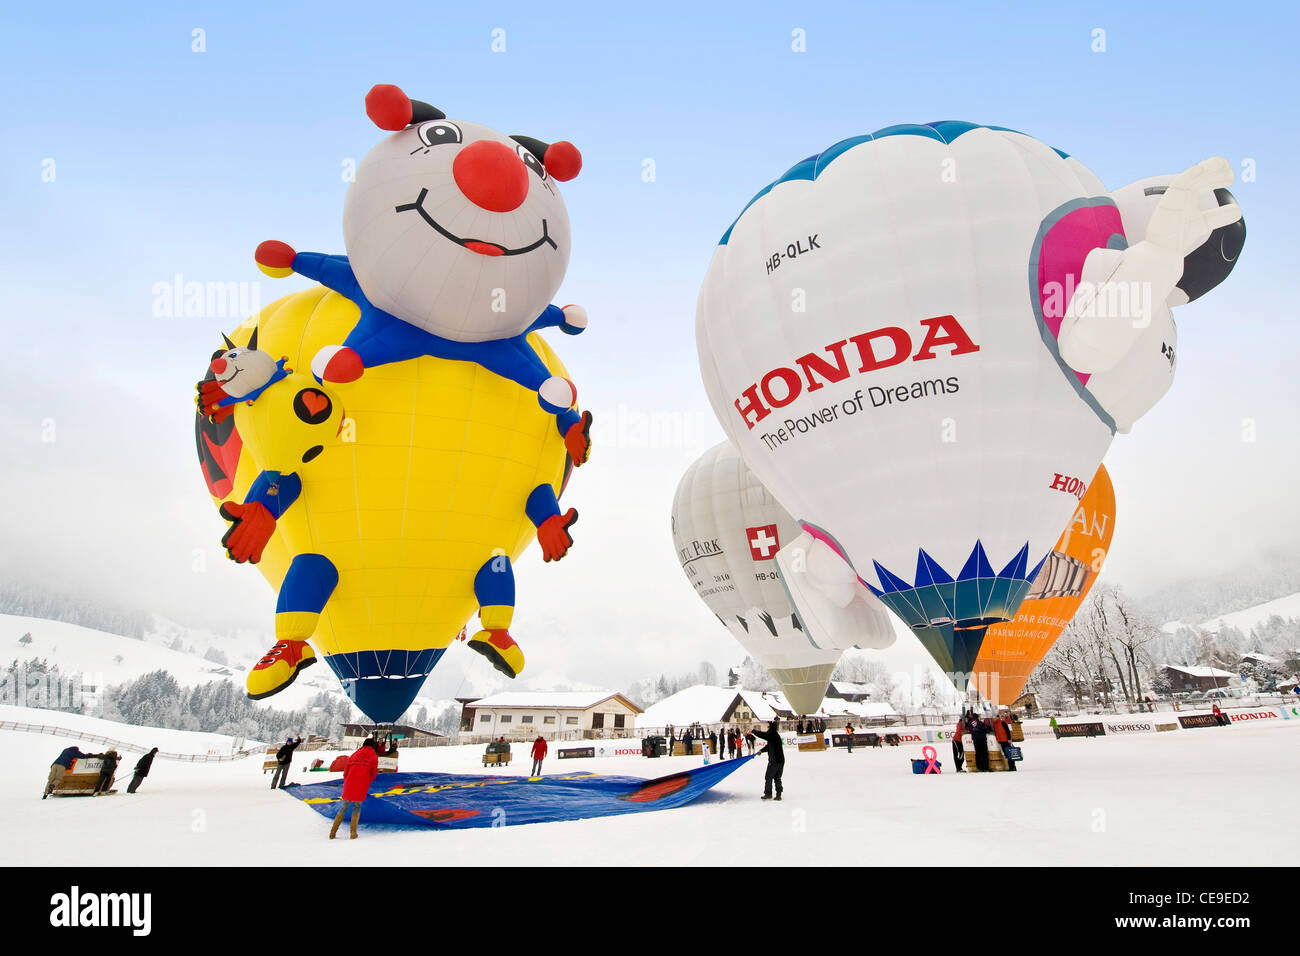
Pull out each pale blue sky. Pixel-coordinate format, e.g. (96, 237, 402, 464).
(1, 1, 1295, 692)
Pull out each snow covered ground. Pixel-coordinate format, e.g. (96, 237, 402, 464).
(1201, 592, 1300, 634)
(4, 706, 1298, 867)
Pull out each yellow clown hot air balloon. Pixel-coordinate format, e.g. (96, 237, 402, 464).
(973, 464, 1116, 705)
(194, 287, 581, 722)
(193, 82, 593, 723)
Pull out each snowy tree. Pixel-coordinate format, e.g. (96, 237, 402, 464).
(1039, 629, 1096, 708)
(918, 669, 944, 709)
(737, 657, 779, 693)
(203, 647, 229, 666)
(1108, 587, 1160, 702)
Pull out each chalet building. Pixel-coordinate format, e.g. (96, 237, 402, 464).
(341, 724, 445, 748)
(458, 691, 642, 740)
(1012, 691, 1038, 714)
(1164, 664, 1238, 694)
(823, 681, 878, 703)
(1240, 652, 1282, 670)
(640, 685, 900, 730)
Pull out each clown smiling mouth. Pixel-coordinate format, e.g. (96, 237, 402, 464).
(395, 188, 557, 257)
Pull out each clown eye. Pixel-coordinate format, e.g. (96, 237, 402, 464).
(517, 144, 547, 181)
(418, 121, 462, 148)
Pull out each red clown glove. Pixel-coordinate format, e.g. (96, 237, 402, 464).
(219, 501, 276, 564)
(537, 508, 579, 562)
(197, 379, 232, 423)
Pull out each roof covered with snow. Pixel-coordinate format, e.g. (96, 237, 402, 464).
(640, 686, 742, 726)
(1241, 652, 1281, 665)
(466, 691, 639, 712)
(1166, 665, 1238, 679)
(639, 685, 900, 726)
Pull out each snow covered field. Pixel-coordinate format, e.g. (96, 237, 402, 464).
(4, 707, 1298, 867)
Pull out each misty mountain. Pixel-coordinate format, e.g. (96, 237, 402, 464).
(1133, 547, 1300, 627)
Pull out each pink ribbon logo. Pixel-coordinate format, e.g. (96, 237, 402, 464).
(921, 745, 941, 774)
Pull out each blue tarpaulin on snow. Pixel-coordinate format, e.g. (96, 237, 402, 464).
(287, 756, 753, 829)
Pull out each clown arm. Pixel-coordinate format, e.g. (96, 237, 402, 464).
(526, 483, 578, 562)
(245, 470, 303, 518)
(217, 471, 302, 565)
(287, 253, 366, 304)
(527, 304, 587, 336)
(255, 240, 366, 303)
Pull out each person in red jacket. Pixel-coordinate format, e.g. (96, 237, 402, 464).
(530, 734, 548, 776)
(993, 713, 1017, 771)
(330, 739, 379, 840)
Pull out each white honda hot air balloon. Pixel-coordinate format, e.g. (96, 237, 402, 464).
(672, 442, 894, 714)
(696, 122, 1243, 686)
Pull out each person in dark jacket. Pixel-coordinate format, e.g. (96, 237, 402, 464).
(683, 726, 694, 757)
(127, 747, 159, 794)
(331, 739, 379, 839)
(968, 713, 990, 772)
(745, 730, 756, 755)
(753, 720, 785, 800)
(271, 736, 302, 789)
(44, 746, 88, 798)
(708, 729, 718, 759)
(952, 716, 966, 772)
(94, 750, 120, 794)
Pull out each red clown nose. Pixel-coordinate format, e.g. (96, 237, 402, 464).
(453, 140, 530, 212)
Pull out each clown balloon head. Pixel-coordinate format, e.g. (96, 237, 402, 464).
(341, 84, 583, 344)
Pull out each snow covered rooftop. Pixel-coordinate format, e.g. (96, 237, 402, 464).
(466, 691, 638, 712)
(820, 699, 898, 718)
(639, 685, 899, 726)
(640, 686, 742, 726)
(1241, 652, 1281, 665)
(1166, 664, 1238, 679)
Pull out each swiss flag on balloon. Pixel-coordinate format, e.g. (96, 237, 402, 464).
(747, 524, 780, 561)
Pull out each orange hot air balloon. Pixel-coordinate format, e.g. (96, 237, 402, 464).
(974, 465, 1116, 705)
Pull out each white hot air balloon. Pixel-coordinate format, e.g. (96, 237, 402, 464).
(672, 442, 894, 714)
(695, 122, 1241, 685)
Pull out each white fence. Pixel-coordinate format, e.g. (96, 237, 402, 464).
(0, 719, 264, 762)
